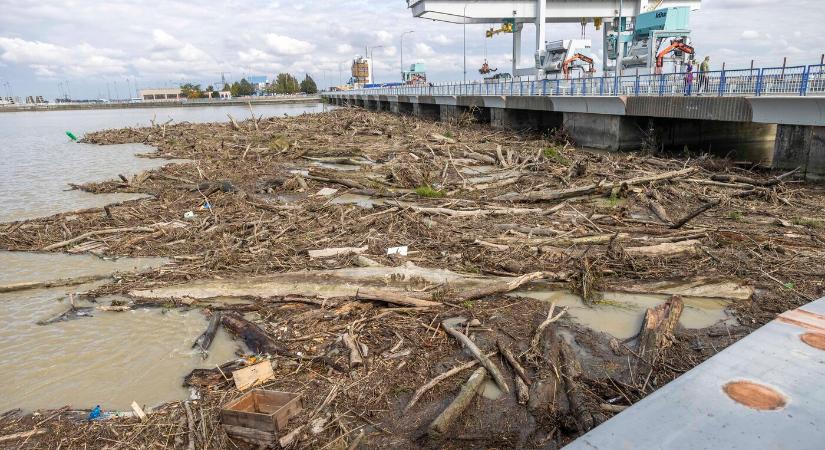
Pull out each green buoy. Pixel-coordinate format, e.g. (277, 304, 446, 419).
(66, 131, 78, 141)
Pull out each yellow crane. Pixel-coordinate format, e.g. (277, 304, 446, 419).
(485, 22, 514, 38)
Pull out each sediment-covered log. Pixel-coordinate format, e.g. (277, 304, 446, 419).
(220, 312, 289, 356)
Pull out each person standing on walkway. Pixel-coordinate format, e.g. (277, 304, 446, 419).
(684, 62, 695, 96)
(698, 56, 711, 94)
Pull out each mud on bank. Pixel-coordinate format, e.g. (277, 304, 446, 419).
(1, 108, 824, 449)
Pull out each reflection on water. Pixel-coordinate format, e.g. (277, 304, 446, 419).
(513, 288, 732, 339)
(0, 103, 324, 223)
(0, 251, 239, 412)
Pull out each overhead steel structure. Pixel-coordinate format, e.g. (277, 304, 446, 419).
(407, 0, 702, 77)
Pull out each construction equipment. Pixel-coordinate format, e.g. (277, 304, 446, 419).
(536, 40, 594, 77)
(562, 53, 595, 78)
(655, 39, 695, 72)
(608, 6, 694, 72)
(485, 21, 514, 38)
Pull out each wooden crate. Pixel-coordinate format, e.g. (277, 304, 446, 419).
(220, 390, 302, 444)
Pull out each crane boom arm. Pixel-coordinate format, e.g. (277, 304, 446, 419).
(562, 53, 595, 76)
(656, 40, 695, 68)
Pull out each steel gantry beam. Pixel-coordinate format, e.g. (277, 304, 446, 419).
(408, 0, 701, 24)
(408, 0, 701, 76)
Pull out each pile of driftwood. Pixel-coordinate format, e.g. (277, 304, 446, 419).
(1, 108, 824, 449)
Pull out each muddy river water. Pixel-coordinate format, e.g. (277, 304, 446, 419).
(0, 103, 322, 413)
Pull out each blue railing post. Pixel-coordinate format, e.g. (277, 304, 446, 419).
(755, 69, 764, 96)
(542, 79, 548, 95)
(509, 81, 514, 96)
(614, 76, 619, 95)
(658, 73, 666, 96)
(800, 66, 810, 96)
(599, 77, 604, 96)
(718, 69, 726, 96)
(634, 75, 640, 96)
(530, 81, 535, 96)
(555, 80, 560, 95)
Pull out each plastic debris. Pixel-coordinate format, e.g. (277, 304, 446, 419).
(88, 405, 102, 421)
(387, 246, 409, 256)
(65, 131, 78, 141)
(183, 211, 197, 220)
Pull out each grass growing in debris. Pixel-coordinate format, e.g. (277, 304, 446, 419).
(543, 145, 570, 165)
(793, 217, 825, 229)
(415, 185, 445, 198)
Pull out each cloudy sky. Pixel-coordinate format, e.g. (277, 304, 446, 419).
(0, 0, 822, 99)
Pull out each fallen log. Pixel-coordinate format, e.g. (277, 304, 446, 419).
(497, 341, 530, 405)
(648, 200, 672, 224)
(427, 367, 487, 437)
(441, 318, 509, 394)
(308, 246, 368, 259)
(0, 429, 45, 443)
(192, 313, 221, 355)
(220, 312, 289, 356)
(42, 226, 155, 251)
(528, 303, 568, 354)
(342, 333, 364, 368)
(356, 287, 442, 308)
(494, 167, 697, 203)
(494, 223, 562, 237)
(305, 173, 365, 189)
(559, 340, 598, 433)
(637, 295, 684, 361)
(403, 358, 482, 413)
(453, 272, 543, 303)
(497, 341, 531, 385)
(624, 239, 701, 258)
(670, 199, 721, 229)
(0, 273, 111, 293)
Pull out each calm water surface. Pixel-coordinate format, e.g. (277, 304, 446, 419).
(0, 103, 325, 222)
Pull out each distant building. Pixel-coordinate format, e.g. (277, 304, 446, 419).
(403, 63, 427, 85)
(219, 91, 232, 99)
(246, 75, 268, 93)
(140, 88, 183, 101)
(25, 95, 47, 104)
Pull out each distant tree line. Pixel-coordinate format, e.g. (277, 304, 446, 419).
(179, 74, 317, 99)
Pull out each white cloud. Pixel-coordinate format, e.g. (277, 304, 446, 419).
(265, 33, 315, 55)
(336, 43, 354, 54)
(414, 42, 435, 57)
(430, 34, 451, 45)
(0, 37, 127, 78)
(741, 30, 759, 40)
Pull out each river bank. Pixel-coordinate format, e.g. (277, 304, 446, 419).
(1, 108, 823, 448)
(0, 95, 321, 113)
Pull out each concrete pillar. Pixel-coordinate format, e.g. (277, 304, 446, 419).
(562, 112, 642, 151)
(440, 105, 465, 122)
(774, 125, 825, 179)
(389, 101, 401, 114)
(413, 102, 440, 121)
(490, 107, 562, 130)
(398, 102, 414, 115)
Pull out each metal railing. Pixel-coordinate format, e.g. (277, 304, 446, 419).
(331, 63, 825, 98)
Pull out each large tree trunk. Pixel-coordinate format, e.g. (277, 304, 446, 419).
(637, 295, 684, 362)
(221, 312, 289, 356)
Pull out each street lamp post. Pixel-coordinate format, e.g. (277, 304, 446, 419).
(400, 31, 414, 83)
(368, 45, 384, 84)
(463, 3, 468, 82)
